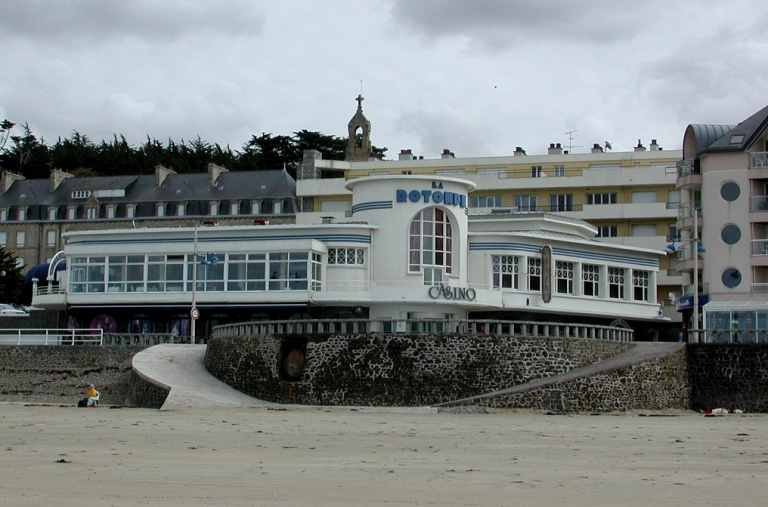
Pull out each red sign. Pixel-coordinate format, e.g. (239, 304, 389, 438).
(190, 308, 200, 320)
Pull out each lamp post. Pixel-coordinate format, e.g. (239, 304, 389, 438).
(191, 226, 198, 344)
(189, 225, 217, 344)
(692, 208, 701, 343)
(668, 205, 705, 343)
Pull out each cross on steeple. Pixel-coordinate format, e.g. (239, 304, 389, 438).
(356, 94, 364, 110)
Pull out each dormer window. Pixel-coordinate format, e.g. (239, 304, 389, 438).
(251, 200, 261, 215)
(48, 207, 58, 220)
(230, 201, 239, 216)
(126, 204, 136, 218)
(273, 201, 283, 214)
(177, 203, 186, 216)
(86, 206, 99, 219)
(17, 207, 27, 221)
(106, 205, 117, 219)
(0, 208, 8, 221)
(156, 203, 166, 217)
(209, 202, 219, 216)
(67, 206, 77, 220)
(72, 190, 91, 199)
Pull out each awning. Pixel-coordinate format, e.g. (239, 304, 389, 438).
(702, 299, 768, 312)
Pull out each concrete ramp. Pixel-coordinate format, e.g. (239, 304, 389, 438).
(132, 344, 275, 410)
(434, 342, 685, 407)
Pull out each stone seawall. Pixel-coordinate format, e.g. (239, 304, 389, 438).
(688, 344, 768, 412)
(0, 346, 168, 408)
(205, 334, 638, 408)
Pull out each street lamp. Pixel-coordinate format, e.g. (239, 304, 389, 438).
(667, 207, 705, 342)
(190, 225, 218, 344)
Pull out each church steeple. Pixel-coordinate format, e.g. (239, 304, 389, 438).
(346, 95, 373, 161)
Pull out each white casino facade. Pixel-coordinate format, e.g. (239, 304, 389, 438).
(34, 175, 665, 339)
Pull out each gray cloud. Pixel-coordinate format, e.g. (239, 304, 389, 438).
(396, 106, 494, 157)
(0, 0, 265, 45)
(390, 0, 700, 48)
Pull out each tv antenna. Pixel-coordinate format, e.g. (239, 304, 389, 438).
(564, 130, 583, 153)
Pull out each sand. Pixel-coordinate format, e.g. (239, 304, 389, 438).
(0, 404, 765, 506)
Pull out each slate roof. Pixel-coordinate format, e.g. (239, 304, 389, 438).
(0, 168, 297, 218)
(686, 124, 735, 157)
(703, 103, 768, 153)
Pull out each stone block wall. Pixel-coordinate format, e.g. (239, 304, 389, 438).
(205, 333, 633, 407)
(688, 344, 768, 412)
(0, 345, 168, 408)
(482, 348, 690, 412)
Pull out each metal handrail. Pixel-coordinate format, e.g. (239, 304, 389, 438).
(211, 318, 634, 342)
(0, 328, 102, 345)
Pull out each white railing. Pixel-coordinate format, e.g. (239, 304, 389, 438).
(751, 283, 768, 293)
(103, 333, 188, 346)
(34, 284, 67, 296)
(750, 195, 768, 212)
(751, 239, 768, 256)
(211, 319, 634, 342)
(0, 328, 102, 345)
(750, 152, 768, 168)
(701, 328, 768, 344)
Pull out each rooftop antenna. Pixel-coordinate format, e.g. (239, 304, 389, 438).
(564, 130, 583, 153)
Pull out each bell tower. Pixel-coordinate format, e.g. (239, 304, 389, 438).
(346, 95, 372, 161)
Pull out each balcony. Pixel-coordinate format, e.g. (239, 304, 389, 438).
(682, 283, 708, 296)
(675, 244, 705, 273)
(750, 195, 768, 213)
(676, 159, 702, 190)
(676, 202, 702, 231)
(750, 152, 768, 169)
(752, 239, 768, 256)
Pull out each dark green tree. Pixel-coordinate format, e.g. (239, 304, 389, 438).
(0, 247, 25, 305)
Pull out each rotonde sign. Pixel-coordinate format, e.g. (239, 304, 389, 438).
(395, 182, 467, 208)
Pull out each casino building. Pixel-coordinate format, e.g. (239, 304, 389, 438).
(33, 173, 665, 340)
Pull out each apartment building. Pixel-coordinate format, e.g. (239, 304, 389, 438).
(677, 104, 768, 342)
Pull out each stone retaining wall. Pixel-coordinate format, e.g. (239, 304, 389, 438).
(688, 344, 768, 412)
(204, 334, 637, 408)
(0, 346, 168, 408)
(483, 348, 690, 412)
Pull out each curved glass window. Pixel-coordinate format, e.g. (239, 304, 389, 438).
(409, 207, 454, 283)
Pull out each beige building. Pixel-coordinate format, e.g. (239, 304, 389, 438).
(298, 99, 683, 332)
(678, 104, 768, 342)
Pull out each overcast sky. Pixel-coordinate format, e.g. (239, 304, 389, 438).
(2, 0, 767, 158)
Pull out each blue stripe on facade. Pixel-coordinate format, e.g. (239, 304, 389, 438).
(469, 242, 658, 268)
(70, 233, 372, 247)
(351, 201, 393, 213)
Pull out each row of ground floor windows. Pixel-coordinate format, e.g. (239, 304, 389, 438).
(69, 252, 322, 293)
(492, 255, 652, 302)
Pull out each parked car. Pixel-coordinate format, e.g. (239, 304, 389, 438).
(0, 304, 29, 316)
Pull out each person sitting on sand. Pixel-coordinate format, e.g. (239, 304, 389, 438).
(79, 384, 100, 407)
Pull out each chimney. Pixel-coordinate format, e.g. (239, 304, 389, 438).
(513, 146, 526, 156)
(1, 170, 25, 194)
(399, 149, 413, 161)
(548, 143, 563, 155)
(634, 139, 646, 152)
(49, 168, 73, 192)
(155, 165, 176, 187)
(207, 163, 229, 187)
(649, 139, 659, 151)
(591, 143, 604, 154)
(441, 149, 455, 159)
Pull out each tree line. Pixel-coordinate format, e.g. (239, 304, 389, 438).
(0, 120, 387, 179)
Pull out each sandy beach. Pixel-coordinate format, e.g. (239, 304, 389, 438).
(1, 404, 765, 506)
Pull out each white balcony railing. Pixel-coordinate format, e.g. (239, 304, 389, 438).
(750, 152, 768, 168)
